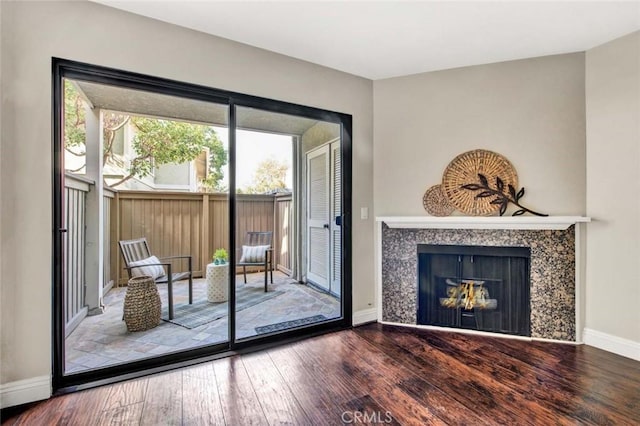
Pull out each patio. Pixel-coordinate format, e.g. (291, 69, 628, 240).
(65, 271, 340, 373)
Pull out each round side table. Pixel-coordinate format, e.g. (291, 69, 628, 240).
(206, 263, 229, 302)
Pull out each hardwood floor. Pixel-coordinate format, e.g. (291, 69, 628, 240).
(3, 323, 639, 425)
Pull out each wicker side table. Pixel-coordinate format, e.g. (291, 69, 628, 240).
(206, 263, 229, 303)
(123, 275, 161, 332)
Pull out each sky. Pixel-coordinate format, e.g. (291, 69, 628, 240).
(212, 126, 293, 191)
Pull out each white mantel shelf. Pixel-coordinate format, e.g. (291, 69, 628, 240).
(376, 216, 591, 231)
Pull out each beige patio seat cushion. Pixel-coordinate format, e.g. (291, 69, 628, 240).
(239, 245, 270, 263)
(129, 255, 164, 279)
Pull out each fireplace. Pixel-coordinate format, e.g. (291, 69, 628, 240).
(377, 216, 589, 342)
(417, 244, 531, 336)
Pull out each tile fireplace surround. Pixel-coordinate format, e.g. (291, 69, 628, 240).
(376, 216, 590, 343)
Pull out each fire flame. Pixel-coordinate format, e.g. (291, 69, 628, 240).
(440, 280, 496, 310)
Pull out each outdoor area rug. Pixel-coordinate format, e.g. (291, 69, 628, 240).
(162, 286, 284, 329)
(254, 314, 327, 335)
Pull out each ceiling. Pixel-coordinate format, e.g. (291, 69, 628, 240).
(94, 1, 640, 79)
(75, 80, 229, 125)
(74, 80, 319, 135)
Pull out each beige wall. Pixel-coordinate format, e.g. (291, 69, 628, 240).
(373, 53, 586, 216)
(0, 1, 374, 386)
(585, 31, 640, 343)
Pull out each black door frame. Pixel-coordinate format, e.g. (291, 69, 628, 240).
(52, 58, 352, 392)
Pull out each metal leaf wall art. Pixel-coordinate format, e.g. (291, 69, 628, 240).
(461, 174, 548, 217)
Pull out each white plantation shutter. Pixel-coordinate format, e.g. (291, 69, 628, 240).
(332, 144, 341, 286)
(310, 155, 327, 221)
(307, 148, 330, 286)
(309, 228, 328, 278)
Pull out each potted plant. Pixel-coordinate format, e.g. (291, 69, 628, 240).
(212, 248, 228, 265)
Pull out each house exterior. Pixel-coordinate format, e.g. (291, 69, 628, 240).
(65, 119, 209, 192)
(0, 0, 638, 408)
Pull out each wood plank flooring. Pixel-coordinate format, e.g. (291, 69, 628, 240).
(3, 323, 639, 425)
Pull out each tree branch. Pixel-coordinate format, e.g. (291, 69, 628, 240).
(67, 165, 85, 173)
(103, 116, 129, 165)
(110, 174, 134, 188)
(105, 116, 130, 132)
(103, 132, 115, 165)
(65, 147, 86, 157)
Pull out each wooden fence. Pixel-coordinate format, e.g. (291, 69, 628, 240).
(63, 180, 294, 330)
(274, 193, 293, 275)
(64, 175, 90, 336)
(103, 188, 115, 292)
(111, 191, 291, 285)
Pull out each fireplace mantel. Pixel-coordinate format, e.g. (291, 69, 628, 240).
(376, 216, 590, 231)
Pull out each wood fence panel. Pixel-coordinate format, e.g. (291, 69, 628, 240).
(113, 191, 288, 283)
(109, 192, 119, 288)
(235, 195, 275, 272)
(274, 195, 293, 274)
(208, 195, 230, 263)
(64, 176, 90, 336)
(117, 192, 204, 284)
(103, 191, 114, 289)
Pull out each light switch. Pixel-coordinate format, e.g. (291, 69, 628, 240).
(360, 207, 369, 220)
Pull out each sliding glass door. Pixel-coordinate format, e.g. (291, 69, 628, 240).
(233, 106, 344, 342)
(53, 59, 351, 391)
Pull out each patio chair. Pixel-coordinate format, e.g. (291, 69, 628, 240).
(118, 237, 193, 320)
(237, 231, 274, 292)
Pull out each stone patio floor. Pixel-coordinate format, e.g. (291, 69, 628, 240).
(65, 271, 340, 373)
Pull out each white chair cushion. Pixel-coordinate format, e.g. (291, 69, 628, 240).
(239, 245, 270, 263)
(129, 255, 165, 279)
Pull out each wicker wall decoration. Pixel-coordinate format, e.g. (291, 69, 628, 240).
(442, 149, 518, 216)
(422, 184, 455, 216)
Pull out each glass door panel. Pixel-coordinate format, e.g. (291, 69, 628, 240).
(234, 105, 342, 341)
(62, 78, 230, 374)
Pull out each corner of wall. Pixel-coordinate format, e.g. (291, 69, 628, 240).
(353, 308, 377, 326)
(583, 328, 640, 361)
(584, 30, 640, 351)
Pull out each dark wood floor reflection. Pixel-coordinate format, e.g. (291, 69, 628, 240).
(3, 323, 639, 425)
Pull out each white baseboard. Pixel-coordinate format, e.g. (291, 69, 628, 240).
(0, 375, 51, 409)
(353, 308, 377, 325)
(380, 321, 579, 344)
(583, 328, 640, 361)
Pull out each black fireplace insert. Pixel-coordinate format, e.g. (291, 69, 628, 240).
(417, 244, 531, 336)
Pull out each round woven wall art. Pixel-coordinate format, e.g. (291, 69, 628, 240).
(422, 184, 455, 216)
(442, 149, 518, 216)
